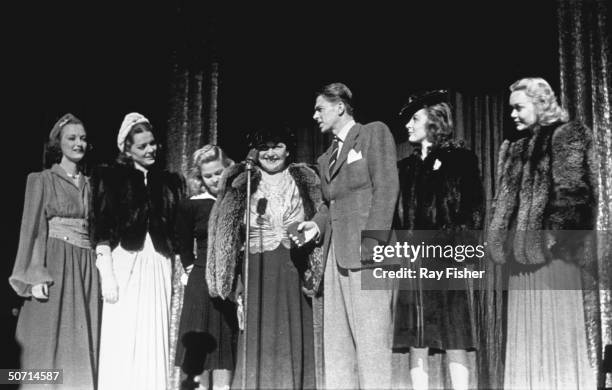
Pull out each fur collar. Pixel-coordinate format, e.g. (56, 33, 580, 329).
(488, 121, 595, 265)
(206, 163, 322, 298)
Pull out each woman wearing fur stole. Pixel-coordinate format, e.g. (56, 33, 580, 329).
(206, 127, 321, 389)
(394, 91, 484, 390)
(488, 78, 597, 389)
(91, 113, 185, 390)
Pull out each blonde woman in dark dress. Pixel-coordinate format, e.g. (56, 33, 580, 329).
(175, 145, 237, 390)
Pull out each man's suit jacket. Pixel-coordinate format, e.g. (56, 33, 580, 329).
(312, 121, 399, 270)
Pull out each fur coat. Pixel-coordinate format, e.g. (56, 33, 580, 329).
(396, 142, 484, 231)
(90, 163, 185, 258)
(206, 162, 324, 299)
(487, 120, 598, 265)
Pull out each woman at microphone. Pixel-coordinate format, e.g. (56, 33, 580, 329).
(206, 126, 322, 389)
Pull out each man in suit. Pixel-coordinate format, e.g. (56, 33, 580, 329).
(294, 82, 399, 389)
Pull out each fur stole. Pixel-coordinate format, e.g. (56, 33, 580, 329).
(488, 121, 597, 265)
(206, 163, 323, 299)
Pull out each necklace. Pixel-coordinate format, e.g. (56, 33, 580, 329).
(60, 165, 80, 180)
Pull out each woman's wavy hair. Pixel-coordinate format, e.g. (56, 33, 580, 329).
(44, 113, 88, 168)
(509, 77, 569, 126)
(425, 102, 455, 148)
(116, 121, 157, 165)
(188, 144, 234, 196)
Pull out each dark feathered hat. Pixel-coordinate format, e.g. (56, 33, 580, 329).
(398, 89, 449, 121)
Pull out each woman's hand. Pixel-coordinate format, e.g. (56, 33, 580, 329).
(31, 283, 49, 300)
(101, 274, 119, 304)
(96, 243, 118, 304)
(181, 264, 194, 286)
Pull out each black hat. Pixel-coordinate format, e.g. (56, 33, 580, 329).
(246, 125, 297, 153)
(398, 89, 449, 121)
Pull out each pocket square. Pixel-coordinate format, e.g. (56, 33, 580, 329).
(347, 149, 363, 164)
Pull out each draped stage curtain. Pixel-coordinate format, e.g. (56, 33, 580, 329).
(165, 5, 220, 388)
(163, 2, 611, 388)
(558, 0, 612, 387)
(166, 59, 220, 389)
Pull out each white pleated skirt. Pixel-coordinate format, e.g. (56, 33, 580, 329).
(504, 259, 596, 390)
(98, 234, 172, 390)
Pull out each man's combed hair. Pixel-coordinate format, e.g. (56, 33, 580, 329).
(318, 82, 354, 116)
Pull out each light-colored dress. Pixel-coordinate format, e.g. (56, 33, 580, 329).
(10, 164, 100, 390)
(96, 171, 173, 390)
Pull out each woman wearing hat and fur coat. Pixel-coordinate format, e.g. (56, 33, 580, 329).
(91, 113, 184, 390)
(206, 127, 322, 389)
(394, 93, 484, 390)
(10, 114, 100, 389)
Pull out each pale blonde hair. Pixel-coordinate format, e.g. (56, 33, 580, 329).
(188, 144, 234, 196)
(509, 77, 569, 126)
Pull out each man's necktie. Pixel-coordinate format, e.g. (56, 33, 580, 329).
(328, 137, 340, 175)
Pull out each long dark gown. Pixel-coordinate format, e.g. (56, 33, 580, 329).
(232, 169, 315, 390)
(175, 194, 238, 374)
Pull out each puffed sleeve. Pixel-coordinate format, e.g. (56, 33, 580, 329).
(9, 173, 52, 297)
(176, 199, 195, 269)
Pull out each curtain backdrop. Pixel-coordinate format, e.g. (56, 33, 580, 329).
(163, 2, 611, 388)
(558, 0, 612, 388)
(165, 5, 219, 389)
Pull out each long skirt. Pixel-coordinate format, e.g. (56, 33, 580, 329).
(15, 237, 100, 390)
(232, 246, 315, 390)
(504, 259, 596, 390)
(175, 264, 238, 373)
(97, 234, 172, 390)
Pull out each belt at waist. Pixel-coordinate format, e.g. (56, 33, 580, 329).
(48, 217, 91, 249)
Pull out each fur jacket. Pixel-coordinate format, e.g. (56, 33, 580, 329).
(90, 163, 185, 258)
(487, 120, 598, 265)
(206, 162, 324, 299)
(396, 142, 484, 231)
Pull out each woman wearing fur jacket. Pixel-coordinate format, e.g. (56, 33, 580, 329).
(206, 127, 321, 389)
(91, 113, 185, 390)
(393, 91, 484, 390)
(488, 78, 598, 389)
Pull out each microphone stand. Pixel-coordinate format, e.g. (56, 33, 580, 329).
(241, 154, 256, 390)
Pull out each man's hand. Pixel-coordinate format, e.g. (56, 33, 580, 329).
(360, 237, 379, 264)
(31, 283, 49, 300)
(289, 221, 319, 247)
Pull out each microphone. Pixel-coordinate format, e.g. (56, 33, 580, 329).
(256, 198, 268, 225)
(245, 148, 258, 171)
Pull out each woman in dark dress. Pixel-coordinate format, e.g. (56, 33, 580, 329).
(175, 144, 237, 390)
(206, 127, 322, 389)
(394, 91, 484, 390)
(10, 113, 100, 390)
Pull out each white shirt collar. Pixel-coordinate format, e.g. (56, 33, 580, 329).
(191, 192, 216, 200)
(335, 119, 356, 143)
